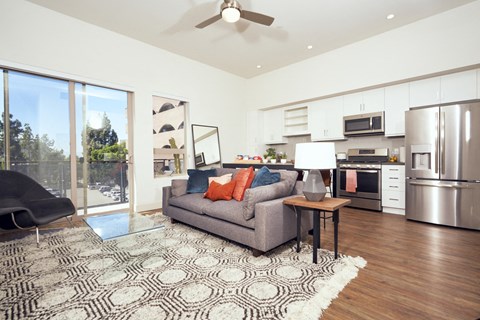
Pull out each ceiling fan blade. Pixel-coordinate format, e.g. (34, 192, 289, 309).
(241, 10, 274, 26)
(195, 14, 222, 29)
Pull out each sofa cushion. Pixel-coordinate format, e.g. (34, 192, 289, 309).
(242, 180, 292, 220)
(171, 179, 188, 197)
(232, 167, 255, 201)
(251, 166, 281, 188)
(274, 170, 298, 195)
(204, 180, 236, 201)
(215, 168, 238, 177)
(208, 173, 232, 185)
(168, 193, 211, 215)
(202, 200, 255, 229)
(186, 169, 216, 193)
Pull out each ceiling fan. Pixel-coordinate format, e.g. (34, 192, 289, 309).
(195, 0, 275, 29)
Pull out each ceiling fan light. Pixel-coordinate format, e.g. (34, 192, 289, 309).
(222, 7, 240, 23)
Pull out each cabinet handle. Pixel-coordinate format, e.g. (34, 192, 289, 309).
(389, 168, 399, 171)
(389, 198, 399, 201)
(389, 186, 399, 188)
(389, 177, 399, 180)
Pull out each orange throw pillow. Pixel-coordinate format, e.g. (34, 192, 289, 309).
(204, 180, 237, 201)
(232, 166, 255, 201)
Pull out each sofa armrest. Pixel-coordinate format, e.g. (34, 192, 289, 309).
(253, 195, 313, 252)
(162, 186, 172, 215)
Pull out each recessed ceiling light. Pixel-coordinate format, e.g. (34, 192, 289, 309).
(256, 65, 262, 69)
(307, 45, 313, 50)
(386, 14, 395, 20)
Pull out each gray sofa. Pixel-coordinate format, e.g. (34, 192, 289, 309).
(162, 167, 313, 256)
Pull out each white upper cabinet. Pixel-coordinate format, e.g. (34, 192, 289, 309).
(409, 77, 441, 107)
(283, 105, 309, 136)
(262, 108, 287, 145)
(384, 83, 410, 137)
(440, 69, 477, 103)
(309, 96, 345, 141)
(478, 69, 480, 98)
(343, 88, 384, 116)
(410, 70, 477, 107)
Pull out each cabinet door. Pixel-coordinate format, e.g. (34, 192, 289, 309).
(384, 83, 409, 136)
(310, 97, 344, 141)
(362, 88, 385, 113)
(440, 70, 477, 103)
(409, 77, 441, 107)
(308, 100, 327, 141)
(342, 92, 363, 116)
(263, 108, 287, 144)
(478, 69, 480, 99)
(324, 96, 345, 140)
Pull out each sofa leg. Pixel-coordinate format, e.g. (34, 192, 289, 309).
(170, 218, 177, 224)
(252, 248, 264, 257)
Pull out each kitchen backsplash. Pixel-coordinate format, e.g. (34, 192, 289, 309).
(272, 135, 405, 160)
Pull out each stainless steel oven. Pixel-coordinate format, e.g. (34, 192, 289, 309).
(336, 148, 388, 211)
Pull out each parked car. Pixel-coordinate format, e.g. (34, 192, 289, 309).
(98, 186, 111, 193)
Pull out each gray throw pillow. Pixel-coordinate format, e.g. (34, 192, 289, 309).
(242, 180, 291, 220)
(171, 179, 188, 197)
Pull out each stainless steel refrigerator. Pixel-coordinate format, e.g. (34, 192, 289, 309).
(405, 101, 480, 230)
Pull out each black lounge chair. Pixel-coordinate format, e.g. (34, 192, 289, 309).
(0, 170, 76, 246)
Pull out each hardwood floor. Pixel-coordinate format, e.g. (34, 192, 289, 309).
(1, 208, 479, 319)
(320, 207, 480, 320)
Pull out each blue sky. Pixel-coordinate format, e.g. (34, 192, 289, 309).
(3, 70, 127, 157)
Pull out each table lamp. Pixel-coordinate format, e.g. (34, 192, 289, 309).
(294, 142, 337, 201)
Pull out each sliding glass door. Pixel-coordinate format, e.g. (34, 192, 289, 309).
(1, 69, 132, 216)
(75, 84, 129, 214)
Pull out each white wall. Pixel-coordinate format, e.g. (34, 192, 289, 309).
(245, 0, 480, 110)
(0, 0, 246, 212)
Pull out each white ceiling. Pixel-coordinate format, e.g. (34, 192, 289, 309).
(27, 0, 476, 78)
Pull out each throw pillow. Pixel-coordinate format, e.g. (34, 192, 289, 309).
(251, 166, 281, 188)
(204, 180, 237, 201)
(186, 169, 216, 193)
(232, 166, 255, 201)
(171, 179, 188, 197)
(242, 180, 292, 220)
(208, 173, 232, 185)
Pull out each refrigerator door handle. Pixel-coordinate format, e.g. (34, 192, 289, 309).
(409, 181, 471, 189)
(435, 112, 439, 174)
(440, 111, 446, 175)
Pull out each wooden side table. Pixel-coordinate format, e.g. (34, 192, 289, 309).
(283, 196, 351, 263)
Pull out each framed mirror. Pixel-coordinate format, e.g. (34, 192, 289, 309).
(192, 124, 221, 168)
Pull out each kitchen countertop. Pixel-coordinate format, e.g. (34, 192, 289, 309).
(382, 162, 405, 165)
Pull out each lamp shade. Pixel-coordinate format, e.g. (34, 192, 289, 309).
(294, 142, 336, 170)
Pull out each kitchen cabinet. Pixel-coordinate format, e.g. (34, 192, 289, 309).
(382, 165, 405, 215)
(343, 88, 384, 116)
(477, 69, 480, 98)
(283, 105, 309, 136)
(309, 96, 345, 141)
(409, 70, 477, 107)
(262, 108, 287, 144)
(384, 83, 409, 137)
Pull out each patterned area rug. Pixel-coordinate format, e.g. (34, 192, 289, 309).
(0, 217, 366, 320)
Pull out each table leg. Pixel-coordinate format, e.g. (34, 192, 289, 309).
(296, 206, 301, 253)
(313, 209, 320, 264)
(333, 209, 339, 259)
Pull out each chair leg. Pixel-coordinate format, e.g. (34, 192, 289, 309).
(36, 227, 40, 248)
(65, 216, 75, 228)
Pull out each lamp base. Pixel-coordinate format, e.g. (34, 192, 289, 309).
(303, 169, 327, 202)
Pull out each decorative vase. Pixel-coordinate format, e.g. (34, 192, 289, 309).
(281, 159, 287, 164)
(270, 159, 277, 164)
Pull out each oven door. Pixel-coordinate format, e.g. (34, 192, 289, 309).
(337, 168, 381, 200)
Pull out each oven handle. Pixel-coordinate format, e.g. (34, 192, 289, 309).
(339, 169, 379, 173)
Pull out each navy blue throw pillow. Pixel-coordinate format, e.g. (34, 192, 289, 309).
(186, 169, 216, 193)
(251, 166, 281, 188)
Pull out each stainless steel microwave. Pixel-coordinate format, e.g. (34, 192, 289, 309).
(343, 111, 384, 136)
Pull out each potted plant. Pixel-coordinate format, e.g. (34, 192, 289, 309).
(265, 147, 277, 163)
(262, 152, 269, 163)
(280, 153, 288, 164)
